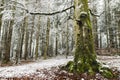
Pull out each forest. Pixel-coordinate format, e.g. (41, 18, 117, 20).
(0, 0, 120, 80)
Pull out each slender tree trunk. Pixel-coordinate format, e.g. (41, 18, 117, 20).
(118, 20, 120, 53)
(35, 16, 40, 60)
(0, 0, 3, 32)
(24, 16, 29, 60)
(44, 17, 50, 59)
(100, 32, 102, 49)
(55, 34, 58, 56)
(41, 32, 44, 56)
(92, 7, 98, 50)
(29, 15, 35, 58)
(19, 20, 25, 59)
(0, 0, 4, 60)
(55, 15, 59, 56)
(66, 21, 69, 58)
(107, 0, 114, 53)
(104, 0, 110, 53)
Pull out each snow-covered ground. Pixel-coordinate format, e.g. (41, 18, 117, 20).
(98, 55, 120, 71)
(0, 56, 73, 78)
(0, 55, 120, 78)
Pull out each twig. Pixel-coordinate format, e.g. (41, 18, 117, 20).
(88, 9, 105, 17)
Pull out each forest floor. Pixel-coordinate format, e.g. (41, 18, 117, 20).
(0, 55, 120, 80)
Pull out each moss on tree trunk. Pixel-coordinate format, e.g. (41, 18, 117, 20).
(65, 0, 114, 78)
(72, 0, 98, 74)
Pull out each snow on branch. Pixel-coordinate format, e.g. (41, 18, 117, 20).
(8, 0, 25, 7)
(0, 0, 74, 16)
(0, 5, 28, 15)
(0, 0, 28, 15)
(0, 0, 25, 9)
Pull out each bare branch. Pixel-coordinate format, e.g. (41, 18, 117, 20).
(88, 9, 105, 17)
(0, 0, 74, 16)
(29, 5, 74, 15)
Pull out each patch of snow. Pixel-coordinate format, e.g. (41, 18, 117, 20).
(1, 56, 120, 78)
(109, 0, 120, 9)
(2, 10, 13, 20)
(0, 56, 73, 78)
(98, 56, 120, 71)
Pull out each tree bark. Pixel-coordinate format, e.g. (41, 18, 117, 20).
(67, 0, 99, 74)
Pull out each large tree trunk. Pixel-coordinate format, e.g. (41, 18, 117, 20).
(66, 1, 114, 77)
(67, 0, 99, 74)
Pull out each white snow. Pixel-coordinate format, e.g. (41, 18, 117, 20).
(98, 55, 120, 71)
(0, 56, 73, 78)
(0, 56, 120, 78)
